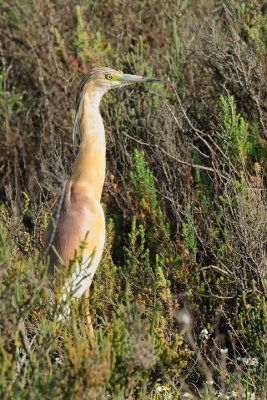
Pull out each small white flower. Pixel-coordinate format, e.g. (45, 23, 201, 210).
(243, 357, 258, 366)
(156, 385, 165, 393)
(220, 348, 228, 354)
(182, 393, 192, 398)
(199, 328, 209, 340)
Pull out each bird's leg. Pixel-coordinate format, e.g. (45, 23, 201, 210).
(84, 287, 95, 346)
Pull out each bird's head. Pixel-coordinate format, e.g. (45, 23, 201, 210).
(80, 67, 159, 93)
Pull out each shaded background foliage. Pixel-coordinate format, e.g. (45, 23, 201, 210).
(0, 0, 266, 399)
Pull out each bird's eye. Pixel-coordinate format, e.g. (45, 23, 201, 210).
(106, 74, 113, 80)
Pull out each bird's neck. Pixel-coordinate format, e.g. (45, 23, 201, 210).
(70, 88, 106, 201)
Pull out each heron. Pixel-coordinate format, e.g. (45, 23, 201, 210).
(44, 67, 159, 338)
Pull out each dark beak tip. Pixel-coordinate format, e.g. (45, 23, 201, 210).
(144, 77, 161, 82)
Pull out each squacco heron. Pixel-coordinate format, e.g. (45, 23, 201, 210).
(44, 67, 158, 334)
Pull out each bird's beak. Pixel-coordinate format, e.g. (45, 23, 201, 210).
(116, 73, 160, 85)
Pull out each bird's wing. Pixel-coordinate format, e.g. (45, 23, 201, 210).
(45, 180, 105, 298)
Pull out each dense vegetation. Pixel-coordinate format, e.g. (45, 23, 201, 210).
(0, 0, 266, 398)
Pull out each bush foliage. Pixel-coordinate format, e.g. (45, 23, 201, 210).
(0, 0, 266, 398)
